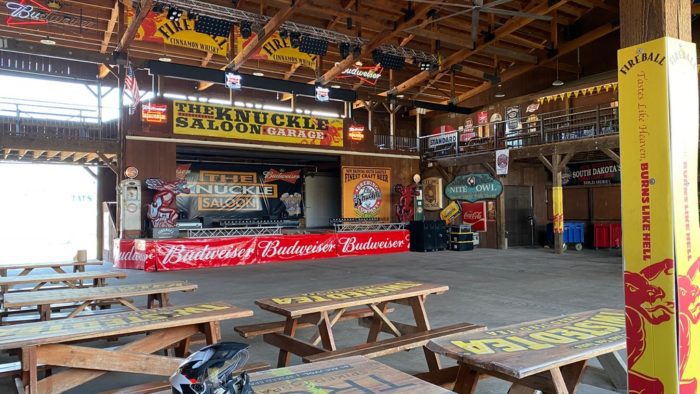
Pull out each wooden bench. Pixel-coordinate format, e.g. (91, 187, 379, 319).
(0, 301, 252, 394)
(427, 308, 628, 394)
(0, 270, 127, 295)
(302, 322, 484, 363)
(2, 281, 197, 322)
(0, 260, 103, 278)
(234, 306, 392, 338)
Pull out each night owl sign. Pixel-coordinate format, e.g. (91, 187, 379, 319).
(445, 173, 503, 202)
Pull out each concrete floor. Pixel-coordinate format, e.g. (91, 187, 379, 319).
(0, 247, 626, 393)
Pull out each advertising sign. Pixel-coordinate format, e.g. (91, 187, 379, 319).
(440, 201, 461, 224)
(133, 11, 229, 57)
(176, 165, 303, 220)
(460, 118, 475, 142)
(505, 105, 521, 131)
(315, 85, 329, 102)
(336, 65, 383, 85)
(461, 202, 486, 232)
(335, 231, 410, 257)
(477, 111, 489, 124)
(496, 149, 510, 176)
(141, 104, 167, 124)
(225, 72, 241, 89)
(423, 177, 444, 211)
(618, 37, 700, 393)
(561, 160, 621, 186)
(236, 28, 316, 70)
(155, 237, 257, 271)
(173, 101, 344, 147)
(5, 0, 95, 28)
(341, 167, 391, 220)
(257, 234, 337, 263)
(347, 123, 365, 142)
(445, 173, 503, 202)
(428, 125, 457, 149)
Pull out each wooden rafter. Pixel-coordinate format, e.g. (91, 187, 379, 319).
(284, 63, 302, 80)
(74, 152, 90, 162)
(201, 53, 214, 67)
(199, 0, 307, 91)
(116, 0, 153, 53)
(100, 0, 119, 54)
(327, 0, 357, 29)
(18, 150, 29, 160)
(86, 153, 99, 163)
(46, 151, 60, 159)
(60, 152, 75, 161)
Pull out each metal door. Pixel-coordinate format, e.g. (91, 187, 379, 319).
(505, 185, 534, 246)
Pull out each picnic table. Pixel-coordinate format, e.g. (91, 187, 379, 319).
(252, 280, 483, 371)
(0, 270, 127, 295)
(0, 301, 253, 394)
(427, 308, 627, 394)
(0, 259, 102, 278)
(2, 280, 197, 322)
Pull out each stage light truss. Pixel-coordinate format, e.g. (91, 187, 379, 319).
(333, 222, 408, 232)
(153, 0, 436, 63)
(186, 226, 283, 238)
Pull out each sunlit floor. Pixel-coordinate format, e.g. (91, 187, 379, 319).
(0, 247, 626, 393)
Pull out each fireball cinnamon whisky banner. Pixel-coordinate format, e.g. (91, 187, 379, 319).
(132, 11, 230, 57)
(618, 37, 700, 393)
(173, 101, 344, 147)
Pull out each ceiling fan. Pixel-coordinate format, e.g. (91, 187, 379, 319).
(405, 0, 553, 47)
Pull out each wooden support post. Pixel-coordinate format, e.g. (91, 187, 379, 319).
(496, 190, 507, 250)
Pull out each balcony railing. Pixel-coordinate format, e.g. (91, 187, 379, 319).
(420, 104, 619, 159)
(374, 134, 419, 153)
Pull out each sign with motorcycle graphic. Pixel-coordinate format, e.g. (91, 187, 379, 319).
(341, 166, 391, 220)
(618, 37, 700, 393)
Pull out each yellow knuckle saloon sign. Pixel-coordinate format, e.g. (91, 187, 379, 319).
(174, 101, 344, 147)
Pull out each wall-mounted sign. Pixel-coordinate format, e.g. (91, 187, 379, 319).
(133, 11, 229, 57)
(477, 111, 489, 124)
(315, 85, 329, 102)
(236, 28, 316, 70)
(173, 100, 344, 147)
(141, 103, 167, 124)
(341, 166, 391, 220)
(505, 105, 521, 131)
(6, 0, 95, 28)
(348, 123, 366, 142)
(490, 113, 502, 123)
(460, 118, 475, 142)
(440, 201, 461, 224)
(526, 102, 540, 113)
(124, 166, 139, 179)
(562, 160, 621, 186)
(225, 72, 241, 89)
(428, 125, 457, 149)
(423, 177, 444, 211)
(336, 65, 383, 85)
(445, 173, 503, 202)
(496, 148, 510, 176)
(461, 202, 486, 232)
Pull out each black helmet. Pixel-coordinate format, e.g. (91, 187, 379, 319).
(170, 342, 253, 394)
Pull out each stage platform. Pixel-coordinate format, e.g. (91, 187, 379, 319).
(114, 230, 410, 271)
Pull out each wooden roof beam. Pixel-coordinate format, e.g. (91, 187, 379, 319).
(570, 0, 618, 13)
(116, 0, 152, 53)
(199, 0, 307, 91)
(100, 0, 119, 54)
(326, 0, 357, 29)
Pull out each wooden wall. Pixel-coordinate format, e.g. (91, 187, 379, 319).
(547, 185, 621, 222)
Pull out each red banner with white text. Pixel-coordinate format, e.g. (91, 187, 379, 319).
(114, 239, 155, 271)
(336, 231, 410, 257)
(155, 237, 257, 271)
(256, 234, 337, 263)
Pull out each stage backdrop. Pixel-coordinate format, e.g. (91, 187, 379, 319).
(176, 164, 304, 221)
(341, 166, 391, 220)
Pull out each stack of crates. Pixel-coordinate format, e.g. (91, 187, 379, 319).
(449, 224, 474, 251)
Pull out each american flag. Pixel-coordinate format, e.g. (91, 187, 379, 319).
(125, 62, 140, 114)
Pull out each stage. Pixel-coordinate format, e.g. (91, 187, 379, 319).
(114, 230, 410, 271)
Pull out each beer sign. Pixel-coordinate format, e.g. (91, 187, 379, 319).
(142, 104, 167, 124)
(445, 173, 503, 202)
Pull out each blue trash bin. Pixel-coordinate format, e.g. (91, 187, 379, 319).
(546, 221, 585, 251)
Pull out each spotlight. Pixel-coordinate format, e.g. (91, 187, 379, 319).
(279, 29, 289, 39)
(195, 16, 233, 37)
(167, 7, 183, 22)
(152, 4, 164, 13)
(373, 50, 404, 70)
(300, 36, 328, 56)
(240, 21, 252, 39)
(339, 42, 350, 59)
(352, 45, 361, 58)
(372, 49, 382, 64)
(419, 61, 437, 72)
(346, 17, 353, 30)
(290, 32, 301, 48)
(187, 10, 198, 20)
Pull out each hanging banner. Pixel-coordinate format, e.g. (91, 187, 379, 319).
(496, 149, 510, 176)
(236, 28, 316, 70)
(335, 231, 410, 257)
(423, 177, 444, 211)
(618, 37, 700, 394)
(461, 202, 486, 232)
(133, 11, 229, 57)
(440, 201, 461, 224)
(445, 173, 503, 202)
(176, 165, 303, 221)
(257, 234, 337, 263)
(561, 160, 621, 186)
(341, 167, 391, 220)
(114, 239, 154, 270)
(155, 237, 257, 271)
(173, 101, 344, 147)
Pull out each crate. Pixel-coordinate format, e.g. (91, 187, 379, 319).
(450, 232, 473, 243)
(450, 241, 474, 251)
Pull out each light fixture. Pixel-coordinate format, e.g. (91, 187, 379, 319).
(300, 36, 328, 56)
(253, 71, 264, 76)
(396, 94, 405, 98)
(355, 60, 363, 67)
(331, 84, 341, 88)
(290, 32, 301, 48)
(279, 29, 289, 39)
(167, 7, 183, 22)
(418, 60, 437, 72)
(195, 16, 233, 37)
(240, 21, 252, 39)
(494, 84, 505, 98)
(47, 0, 62, 10)
(152, 4, 164, 13)
(552, 59, 564, 86)
(159, 56, 172, 62)
(40, 37, 56, 45)
(339, 42, 350, 59)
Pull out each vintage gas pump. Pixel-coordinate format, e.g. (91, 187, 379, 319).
(118, 168, 142, 238)
(413, 174, 424, 221)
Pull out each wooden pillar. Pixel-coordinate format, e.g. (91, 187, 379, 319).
(618, 1, 696, 393)
(551, 154, 564, 254)
(496, 191, 506, 250)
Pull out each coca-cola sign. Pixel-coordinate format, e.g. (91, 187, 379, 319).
(461, 202, 486, 231)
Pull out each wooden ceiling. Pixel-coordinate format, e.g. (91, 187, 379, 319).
(0, 0, 620, 104)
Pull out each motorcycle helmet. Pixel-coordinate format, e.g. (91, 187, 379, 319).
(170, 342, 253, 394)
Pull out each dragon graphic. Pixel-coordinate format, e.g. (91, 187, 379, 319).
(145, 178, 190, 228)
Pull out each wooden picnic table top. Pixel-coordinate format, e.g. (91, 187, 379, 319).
(0, 270, 127, 286)
(3, 280, 197, 309)
(0, 260, 103, 271)
(427, 308, 626, 379)
(255, 281, 449, 318)
(248, 355, 452, 393)
(0, 301, 252, 350)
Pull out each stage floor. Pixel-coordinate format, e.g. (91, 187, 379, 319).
(0, 248, 625, 393)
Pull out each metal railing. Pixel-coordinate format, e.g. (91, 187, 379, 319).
(0, 97, 119, 142)
(420, 104, 619, 159)
(374, 134, 419, 153)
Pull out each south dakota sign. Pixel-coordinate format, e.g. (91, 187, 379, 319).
(445, 173, 503, 202)
(173, 101, 343, 147)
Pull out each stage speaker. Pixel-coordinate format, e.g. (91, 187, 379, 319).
(436, 221, 448, 251)
(410, 220, 445, 252)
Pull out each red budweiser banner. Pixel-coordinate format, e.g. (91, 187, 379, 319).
(461, 202, 486, 232)
(113, 230, 410, 271)
(336, 231, 410, 257)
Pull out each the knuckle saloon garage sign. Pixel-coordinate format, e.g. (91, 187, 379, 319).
(173, 100, 344, 147)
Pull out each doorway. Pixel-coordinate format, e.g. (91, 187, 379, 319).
(304, 173, 341, 228)
(505, 185, 534, 247)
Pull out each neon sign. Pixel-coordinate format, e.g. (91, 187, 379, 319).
(5, 0, 94, 28)
(337, 65, 383, 86)
(348, 124, 365, 142)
